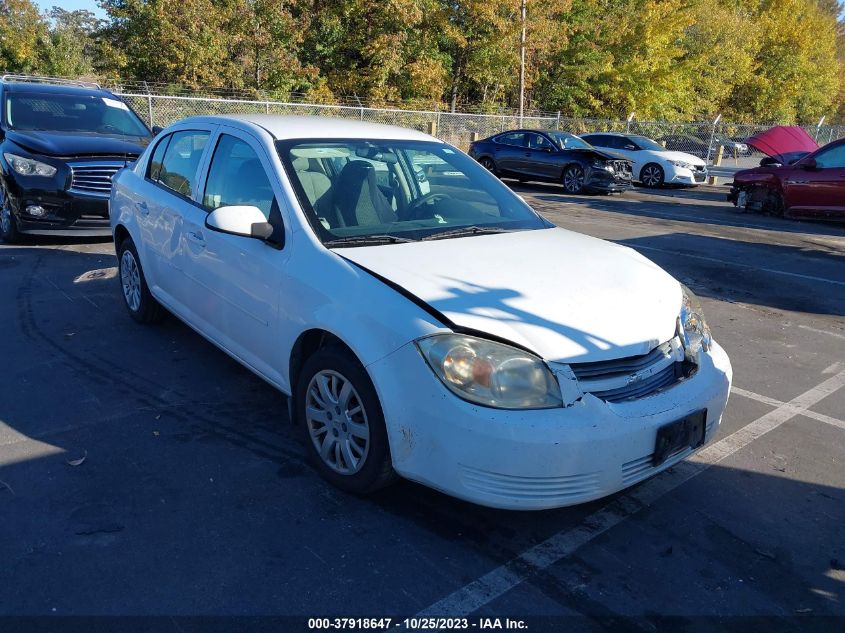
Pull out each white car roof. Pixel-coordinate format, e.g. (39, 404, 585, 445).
(174, 114, 439, 142)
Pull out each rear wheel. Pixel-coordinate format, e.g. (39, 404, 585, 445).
(0, 183, 20, 244)
(640, 163, 665, 188)
(562, 164, 585, 194)
(117, 237, 166, 324)
(296, 346, 394, 494)
(479, 156, 497, 175)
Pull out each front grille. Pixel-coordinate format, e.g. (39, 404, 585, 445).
(569, 337, 685, 403)
(68, 161, 126, 198)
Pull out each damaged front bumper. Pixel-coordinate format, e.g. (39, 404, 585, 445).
(367, 340, 732, 510)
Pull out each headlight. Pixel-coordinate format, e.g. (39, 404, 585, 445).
(591, 160, 613, 172)
(416, 334, 562, 409)
(3, 153, 57, 177)
(668, 160, 694, 170)
(679, 284, 712, 359)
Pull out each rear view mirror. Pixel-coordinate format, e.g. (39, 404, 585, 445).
(759, 157, 782, 167)
(205, 205, 274, 242)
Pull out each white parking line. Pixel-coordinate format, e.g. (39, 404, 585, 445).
(627, 244, 845, 287)
(732, 386, 845, 431)
(417, 370, 845, 617)
(797, 325, 845, 341)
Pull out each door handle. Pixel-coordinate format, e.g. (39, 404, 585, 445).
(186, 231, 205, 247)
(138, 201, 149, 216)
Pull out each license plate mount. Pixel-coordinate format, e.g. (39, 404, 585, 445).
(653, 410, 707, 466)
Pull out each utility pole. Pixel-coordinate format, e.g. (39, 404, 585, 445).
(518, 0, 526, 126)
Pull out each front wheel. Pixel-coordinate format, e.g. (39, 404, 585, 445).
(562, 164, 585, 194)
(296, 347, 393, 494)
(117, 237, 166, 324)
(640, 163, 665, 188)
(0, 183, 20, 244)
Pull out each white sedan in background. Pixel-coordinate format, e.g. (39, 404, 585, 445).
(110, 114, 731, 510)
(581, 132, 708, 187)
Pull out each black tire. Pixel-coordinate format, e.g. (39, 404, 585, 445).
(562, 164, 585, 194)
(117, 237, 166, 324)
(640, 163, 665, 188)
(295, 346, 394, 494)
(0, 181, 21, 244)
(479, 156, 497, 175)
(764, 190, 786, 217)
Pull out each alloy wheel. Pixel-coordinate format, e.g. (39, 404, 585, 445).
(563, 166, 585, 193)
(641, 165, 663, 187)
(305, 370, 370, 475)
(120, 249, 142, 312)
(480, 157, 495, 172)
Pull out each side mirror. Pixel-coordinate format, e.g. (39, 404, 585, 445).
(541, 145, 555, 152)
(624, 144, 637, 150)
(205, 205, 274, 242)
(801, 157, 818, 170)
(151, 125, 164, 136)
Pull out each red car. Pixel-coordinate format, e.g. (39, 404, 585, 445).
(728, 126, 845, 221)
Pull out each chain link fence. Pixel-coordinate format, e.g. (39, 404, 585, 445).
(117, 92, 845, 167)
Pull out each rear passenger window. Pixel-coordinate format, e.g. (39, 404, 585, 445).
(147, 134, 171, 181)
(497, 133, 526, 147)
(156, 130, 210, 198)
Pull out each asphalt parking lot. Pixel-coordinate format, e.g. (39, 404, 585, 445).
(1, 182, 844, 631)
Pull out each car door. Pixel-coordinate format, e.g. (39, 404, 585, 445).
(138, 128, 213, 309)
(783, 142, 845, 217)
(493, 132, 527, 176)
(522, 133, 559, 179)
(177, 129, 289, 383)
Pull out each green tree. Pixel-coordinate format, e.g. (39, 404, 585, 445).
(0, 0, 48, 73)
(42, 8, 102, 77)
(729, 0, 840, 123)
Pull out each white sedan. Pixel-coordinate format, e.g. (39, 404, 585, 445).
(581, 132, 708, 187)
(110, 114, 732, 510)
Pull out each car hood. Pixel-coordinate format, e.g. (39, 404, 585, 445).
(574, 148, 628, 162)
(641, 149, 705, 166)
(6, 130, 151, 158)
(746, 126, 818, 162)
(339, 228, 682, 363)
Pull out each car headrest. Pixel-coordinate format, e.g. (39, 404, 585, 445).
(292, 156, 309, 171)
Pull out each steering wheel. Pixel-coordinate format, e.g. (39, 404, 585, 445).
(101, 124, 122, 134)
(405, 192, 450, 220)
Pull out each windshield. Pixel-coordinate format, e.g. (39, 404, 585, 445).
(628, 135, 665, 151)
(5, 92, 150, 137)
(547, 132, 593, 151)
(277, 139, 551, 245)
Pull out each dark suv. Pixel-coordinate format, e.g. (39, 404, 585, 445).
(0, 76, 154, 242)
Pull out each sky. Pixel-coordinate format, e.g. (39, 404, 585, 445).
(35, 0, 106, 20)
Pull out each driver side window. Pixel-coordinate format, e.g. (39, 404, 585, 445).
(203, 134, 276, 218)
(812, 144, 845, 169)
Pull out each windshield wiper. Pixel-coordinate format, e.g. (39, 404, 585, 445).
(324, 234, 416, 247)
(421, 226, 510, 241)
